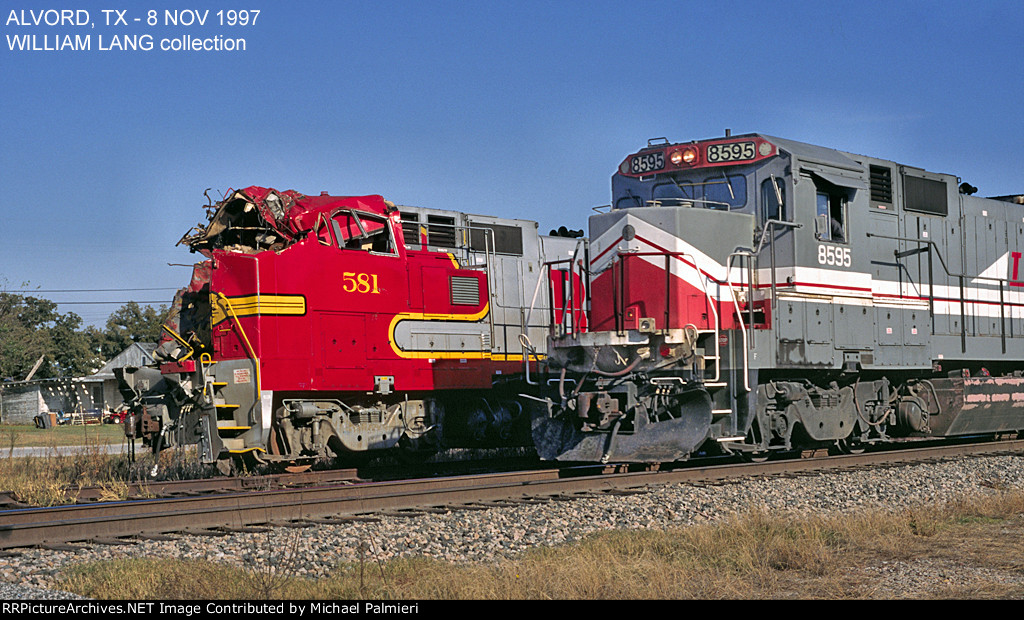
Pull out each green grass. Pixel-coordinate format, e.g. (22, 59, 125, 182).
(0, 423, 127, 449)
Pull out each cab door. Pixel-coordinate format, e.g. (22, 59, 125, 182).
(755, 171, 797, 295)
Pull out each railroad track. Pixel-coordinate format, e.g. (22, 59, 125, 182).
(0, 454, 543, 509)
(1, 439, 1021, 552)
(0, 468, 362, 510)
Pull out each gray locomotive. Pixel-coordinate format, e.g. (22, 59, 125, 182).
(534, 132, 1024, 462)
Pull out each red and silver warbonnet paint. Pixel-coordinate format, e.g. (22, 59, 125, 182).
(586, 205, 756, 332)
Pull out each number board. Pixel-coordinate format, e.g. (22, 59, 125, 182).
(706, 141, 756, 164)
(618, 137, 775, 177)
(628, 151, 665, 175)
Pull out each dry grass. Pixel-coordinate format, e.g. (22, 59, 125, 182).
(59, 490, 1024, 600)
(0, 444, 212, 506)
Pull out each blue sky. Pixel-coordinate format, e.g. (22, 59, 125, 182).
(2, 0, 1022, 324)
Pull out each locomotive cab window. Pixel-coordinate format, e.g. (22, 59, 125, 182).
(315, 213, 334, 245)
(652, 178, 698, 205)
(330, 210, 396, 255)
(649, 172, 746, 209)
(760, 177, 786, 222)
(703, 173, 747, 210)
(815, 189, 847, 243)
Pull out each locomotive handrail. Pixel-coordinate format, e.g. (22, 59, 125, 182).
(713, 219, 802, 394)
(863, 232, 1015, 285)
(866, 232, 1011, 354)
(610, 250, 722, 384)
(646, 197, 732, 210)
(724, 253, 751, 393)
(213, 292, 262, 421)
(544, 247, 590, 338)
(753, 219, 803, 255)
(752, 219, 803, 309)
(567, 239, 585, 335)
(524, 263, 549, 336)
(473, 225, 498, 351)
(437, 221, 500, 352)
(161, 323, 196, 362)
(199, 352, 214, 398)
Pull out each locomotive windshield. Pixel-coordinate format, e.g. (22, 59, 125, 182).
(315, 209, 395, 254)
(612, 135, 783, 213)
(653, 171, 747, 209)
(614, 168, 750, 211)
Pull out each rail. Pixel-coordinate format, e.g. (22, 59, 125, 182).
(2, 440, 1020, 550)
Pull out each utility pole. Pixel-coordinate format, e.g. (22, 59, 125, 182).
(24, 355, 45, 382)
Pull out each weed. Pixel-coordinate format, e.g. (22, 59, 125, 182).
(55, 490, 1024, 600)
(238, 524, 304, 600)
(0, 444, 210, 506)
(356, 528, 391, 599)
(3, 427, 19, 456)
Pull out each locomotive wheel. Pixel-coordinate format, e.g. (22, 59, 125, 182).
(834, 437, 866, 455)
(215, 452, 260, 476)
(394, 436, 437, 465)
(740, 450, 770, 463)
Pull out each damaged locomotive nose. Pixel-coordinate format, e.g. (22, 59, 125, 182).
(179, 187, 298, 254)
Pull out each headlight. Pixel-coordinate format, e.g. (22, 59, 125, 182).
(670, 147, 698, 166)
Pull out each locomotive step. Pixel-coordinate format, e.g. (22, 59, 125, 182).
(216, 425, 251, 439)
(221, 438, 245, 452)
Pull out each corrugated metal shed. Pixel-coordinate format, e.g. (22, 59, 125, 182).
(89, 342, 157, 381)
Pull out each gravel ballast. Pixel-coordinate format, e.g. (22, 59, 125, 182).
(2, 454, 1022, 598)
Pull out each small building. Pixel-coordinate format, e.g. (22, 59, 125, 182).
(0, 343, 156, 424)
(82, 342, 157, 413)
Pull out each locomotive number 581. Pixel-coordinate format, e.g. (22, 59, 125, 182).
(342, 272, 381, 294)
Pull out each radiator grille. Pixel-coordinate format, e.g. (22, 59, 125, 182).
(450, 276, 480, 305)
(400, 212, 420, 245)
(427, 215, 457, 247)
(869, 165, 892, 204)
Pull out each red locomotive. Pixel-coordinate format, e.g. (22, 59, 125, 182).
(117, 186, 583, 472)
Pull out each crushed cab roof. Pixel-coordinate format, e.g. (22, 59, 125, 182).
(179, 186, 393, 255)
